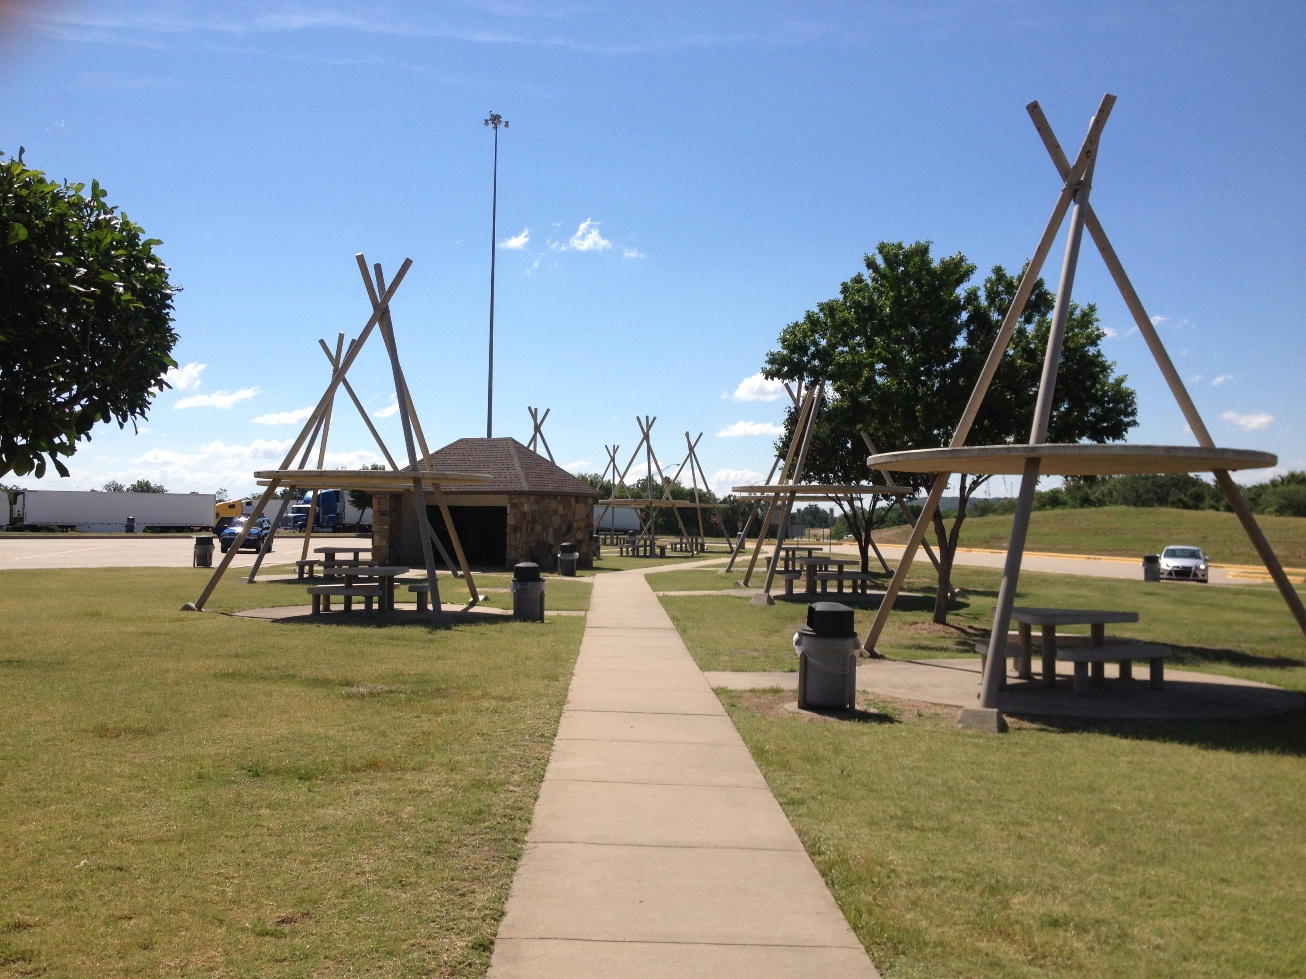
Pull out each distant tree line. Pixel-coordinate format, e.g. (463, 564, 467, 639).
(874, 472, 1306, 526)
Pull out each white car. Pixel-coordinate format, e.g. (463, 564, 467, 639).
(1159, 545, 1209, 583)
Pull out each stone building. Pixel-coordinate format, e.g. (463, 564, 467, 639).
(371, 437, 598, 570)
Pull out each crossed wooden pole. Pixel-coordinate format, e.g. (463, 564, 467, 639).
(185, 254, 482, 615)
(527, 406, 554, 462)
(859, 95, 1306, 716)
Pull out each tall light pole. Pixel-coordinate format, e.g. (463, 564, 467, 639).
(484, 110, 508, 438)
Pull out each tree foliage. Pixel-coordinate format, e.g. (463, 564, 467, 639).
(764, 241, 1137, 621)
(346, 464, 389, 514)
(1, 148, 178, 478)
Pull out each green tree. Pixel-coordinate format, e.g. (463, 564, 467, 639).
(346, 464, 389, 515)
(126, 478, 166, 493)
(1, 148, 178, 478)
(102, 480, 126, 492)
(764, 241, 1137, 623)
(1244, 471, 1306, 517)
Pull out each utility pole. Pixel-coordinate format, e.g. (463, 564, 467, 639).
(484, 110, 508, 438)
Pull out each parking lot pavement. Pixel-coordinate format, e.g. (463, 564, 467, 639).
(0, 536, 271, 570)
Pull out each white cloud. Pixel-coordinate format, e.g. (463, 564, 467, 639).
(709, 468, 765, 496)
(554, 218, 612, 252)
(562, 459, 590, 473)
(1188, 375, 1204, 386)
(373, 394, 399, 419)
(717, 420, 784, 438)
(251, 407, 313, 425)
(732, 372, 785, 402)
(174, 387, 260, 409)
(1211, 374, 1234, 386)
(500, 228, 530, 249)
(1222, 410, 1274, 432)
(164, 361, 205, 390)
(622, 246, 645, 259)
(1101, 326, 1119, 338)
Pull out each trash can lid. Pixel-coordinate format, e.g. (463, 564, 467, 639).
(1142, 554, 1160, 563)
(513, 562, 543, 582)
(559, 542, 579, 555)
(806, 602, 856, 638)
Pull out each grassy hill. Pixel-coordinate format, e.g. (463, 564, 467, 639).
(873, 505, 1306, 568)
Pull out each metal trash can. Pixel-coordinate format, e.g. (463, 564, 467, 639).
(510, 562, 546, 621)
(792, 602, 859, 711)
(194, 535, 214, 568)
(1142, 553, 1161, 582)
(125, 516, 136, 534)
(592, 533, 601, 559)
(557, 541, 579, 577)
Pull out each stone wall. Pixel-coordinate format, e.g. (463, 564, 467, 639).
(505, 493, 595, 569)
(371, 493, 403, 564)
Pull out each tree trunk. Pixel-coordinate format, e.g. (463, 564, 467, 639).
(931, 506, 953, 624)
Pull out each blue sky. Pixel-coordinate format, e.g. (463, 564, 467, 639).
(3, 0, 1302, 499)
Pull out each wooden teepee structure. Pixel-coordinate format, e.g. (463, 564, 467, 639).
(860, 95, 1304, 718)
(185, 253, 488, 619)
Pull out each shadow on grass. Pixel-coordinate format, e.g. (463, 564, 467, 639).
(1023, 706, 1306, 758)
(802, 705, 900, 725)
(1171, 644, 1306, 671)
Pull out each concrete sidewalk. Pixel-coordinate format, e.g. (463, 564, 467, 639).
(488, 568, 878, 978)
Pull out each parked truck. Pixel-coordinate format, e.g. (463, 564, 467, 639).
(281, 489, 372, 533)
(11, 490, 216, 532)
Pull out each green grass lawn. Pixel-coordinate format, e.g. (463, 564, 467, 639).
(875, 506, 1306, 568)
(0, 567, 582, 977)
(659, 568, 1306, 978)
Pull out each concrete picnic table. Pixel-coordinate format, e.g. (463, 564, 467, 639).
(315, 545, 371, 568)
(771, 544, 824, 573)
(795, 555, 864, 595)
(1009, 606, 1140, 686)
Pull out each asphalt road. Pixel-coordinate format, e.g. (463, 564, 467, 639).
(0, 535, 1267, 586)
(0, 535, 290, 570)
(833, 542, 1255, 586)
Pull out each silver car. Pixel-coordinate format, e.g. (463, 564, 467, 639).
(1159, 545, 1209, 583)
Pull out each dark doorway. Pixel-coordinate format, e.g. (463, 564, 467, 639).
(427, 505, 508, 568)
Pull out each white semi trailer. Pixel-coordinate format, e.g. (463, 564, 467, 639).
(12, 490, 216, 532)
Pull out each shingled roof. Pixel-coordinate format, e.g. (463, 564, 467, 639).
(419, 437, 599, 498)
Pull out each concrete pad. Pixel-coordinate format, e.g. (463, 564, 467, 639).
(546, 737, 766, 787)
(556, 710, 744, 746)
(496, 842, 863, 948)
(707, 659, 1304, 722)
(489, 938, 879, 979)
(564, 686, 727, 716)
(527, 781, 799, 849)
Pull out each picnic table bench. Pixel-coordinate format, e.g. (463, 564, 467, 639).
(619, 538, 668, 558)
(307, 582, 380, 613)
(307, 564, 408, 614)
(295, 559, 320, 581)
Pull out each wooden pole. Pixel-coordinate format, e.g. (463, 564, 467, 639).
(300, 333, 345, 564)
(320, 337, 400, 469)
(742, 385, 819, 586)
(860, 431, 941, 574)
(1028, 101, 1306, 640)
(861, 95, 1114, 655)
(979, 146, 1096, 710)
(761, 384, 823, 597)
(189, 254, 411, 612)
(364, 258, 444, 620)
